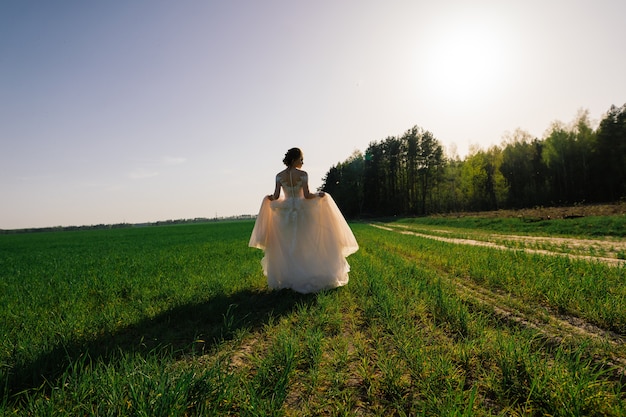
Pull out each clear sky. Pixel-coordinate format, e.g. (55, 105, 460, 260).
(1, 0, 625, 229)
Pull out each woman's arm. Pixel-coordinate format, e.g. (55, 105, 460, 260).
(267, 177, 281, 200)
(302, 174, 325, 199)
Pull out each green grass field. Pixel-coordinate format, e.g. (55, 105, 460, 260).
(1, 217, 625, 415)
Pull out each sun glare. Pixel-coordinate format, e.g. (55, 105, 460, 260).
(419, 13, 511, 106)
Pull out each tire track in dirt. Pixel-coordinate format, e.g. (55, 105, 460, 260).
(371, 223, 626, 376)
(376, 223, 626, 267)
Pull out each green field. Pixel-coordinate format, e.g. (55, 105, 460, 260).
(1, 217, 625, 415)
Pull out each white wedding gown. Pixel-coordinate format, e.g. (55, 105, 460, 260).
(249, 174, 359, 294)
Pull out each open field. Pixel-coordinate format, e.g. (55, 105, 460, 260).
(1, 211, 625, 415)
(428, 202, 626, 221)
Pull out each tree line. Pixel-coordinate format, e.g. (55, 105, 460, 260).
(320, 103, 626, 218)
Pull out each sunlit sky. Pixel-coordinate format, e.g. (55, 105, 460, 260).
(2, 0, 625, 229)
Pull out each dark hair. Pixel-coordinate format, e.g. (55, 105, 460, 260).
(282, 147, 302, 166)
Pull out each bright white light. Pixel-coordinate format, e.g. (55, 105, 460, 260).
(420, 12, 513, 106)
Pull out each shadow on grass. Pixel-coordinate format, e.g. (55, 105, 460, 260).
(5, 287, 317, 400)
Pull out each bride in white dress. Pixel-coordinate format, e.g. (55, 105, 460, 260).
(249, 148, 359, 294)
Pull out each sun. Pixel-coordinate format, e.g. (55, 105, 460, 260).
(420, 14, 511, 105)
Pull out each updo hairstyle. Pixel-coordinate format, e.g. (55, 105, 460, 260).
(282, 147, 303, 167)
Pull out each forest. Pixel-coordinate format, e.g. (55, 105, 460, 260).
(320, 103, 626, 218)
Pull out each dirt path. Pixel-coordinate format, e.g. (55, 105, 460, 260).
(371, 223, 626, 376)
(372, 223, 626, 267)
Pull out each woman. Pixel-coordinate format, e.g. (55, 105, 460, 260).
(249, 148, 359, 294)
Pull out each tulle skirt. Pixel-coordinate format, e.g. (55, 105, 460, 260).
(249, 194, 358, 294)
